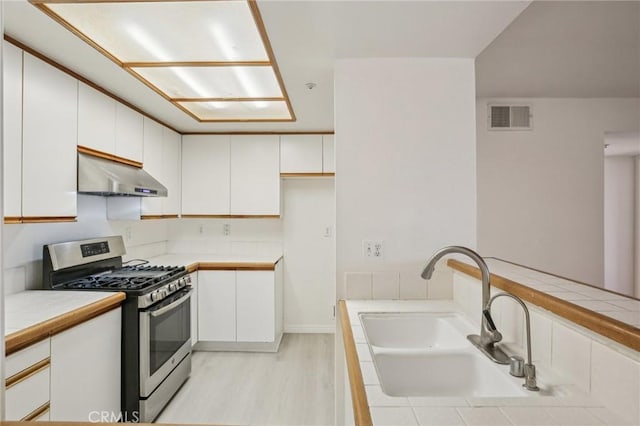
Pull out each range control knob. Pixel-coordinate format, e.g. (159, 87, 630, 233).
(169, 283, 176, 292)
(185, 275, 192, 285)
(150, 291, 158, 302)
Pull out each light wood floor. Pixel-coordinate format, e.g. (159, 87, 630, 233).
(156, 334, 335, 425)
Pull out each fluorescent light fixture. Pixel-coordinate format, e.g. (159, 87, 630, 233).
(37, 0, 294, 122)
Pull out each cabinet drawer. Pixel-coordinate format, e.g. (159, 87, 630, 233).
(6, 364, 50, 420)
(6, 338, 50, 378)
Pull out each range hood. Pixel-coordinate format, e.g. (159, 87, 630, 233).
(78, 153, 167, 197)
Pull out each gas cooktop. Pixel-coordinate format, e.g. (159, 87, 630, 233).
(60, 265, 186, 291)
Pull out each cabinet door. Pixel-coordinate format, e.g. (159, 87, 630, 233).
(198, 271, 236, 341)
(115, 103, 144, 163)
(162, 128, 181, 216)
(189, 272, 198, 346)
(141, 117, 164, 216)
(78, 82, 116, 154)
(236, 271, 275, 342)
(50, 308, 121, 421)
(230, 135, 280, 215)
(181, 135, 230, 215)
(3, 41, 23, 220)
(22, 53, 78, 218)
(280, 135, 323, 173)
(322, 135, 335, 173)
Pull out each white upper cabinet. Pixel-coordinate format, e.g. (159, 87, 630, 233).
(181, 135, 230, 216)
(3, 41, 23, 220)
(115, 103, 144, 163)
(78, 82, 144, 164)
(78, 82, 116, 154)
(141, 117, 164, 216)
(162, 127, 182, 216)
(230, 135, 280, 216)
(141, 118, 181, 217)
(22, 52, 78, 219)
(322, 135, 335, 173)
(280, 135, 323, 173)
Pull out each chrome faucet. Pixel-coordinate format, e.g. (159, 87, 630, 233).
(487, 292, 540, 391)
(421, 246, 510, 364)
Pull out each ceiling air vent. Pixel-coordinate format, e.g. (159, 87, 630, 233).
(488, 104, 532, 130)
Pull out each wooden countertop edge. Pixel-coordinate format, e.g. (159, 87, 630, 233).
(338, 300, 373, 426)
(5, 292, 126, 356)
(447, 259, 640, 352)
(183, 258, 283, 273)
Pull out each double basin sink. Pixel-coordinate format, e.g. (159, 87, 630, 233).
(359, 312, 553, 398)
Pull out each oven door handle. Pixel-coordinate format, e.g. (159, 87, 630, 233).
(149, 289, 192, 317)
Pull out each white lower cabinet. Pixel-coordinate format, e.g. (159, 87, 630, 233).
(236, 271, 275, 342)
(189, 271, 199, 346)
(5, 307, 121, 422)
(5, 339, 50, 422)
(197, 261, 283, 350)
(198, 270, 236, 342)
(49, 308, 121, 421)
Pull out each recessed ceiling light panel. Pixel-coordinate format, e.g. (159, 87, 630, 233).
(36, 0, 294, 122)
(132, 66, 283, 99)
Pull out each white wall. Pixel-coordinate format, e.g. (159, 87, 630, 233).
(604, 155, 636, 295)
(282, 178, 335, 333)
(334, 57, 477, 425)
(166, 217, 283, 256)
(477, 98, 640, 286)
(4, 195, 169, 294)
(335, 58, 478, 301)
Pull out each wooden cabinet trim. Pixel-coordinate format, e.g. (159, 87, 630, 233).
(3, 217, 22, 224)
(5, 293, 125, 356)
(280, 173, 335, 178)
(197, 262, 276, 271)
(447, 259, 640, 352)
(338, 300, 373, 426)
(77, 145, 143, 168)
(21, 217, 77, 224)
(21, 402, 50, 422)
(141, 214, 180, 220)
(5, 358, 50, 389)
(181, 214, 281, 219)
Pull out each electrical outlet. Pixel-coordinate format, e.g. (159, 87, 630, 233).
(324, 226, 333, 238)
(198, 224, 204, 234)
(125, 227, 132, 242)
(363, 240, 384, 260)
(223, 223, 231, 236)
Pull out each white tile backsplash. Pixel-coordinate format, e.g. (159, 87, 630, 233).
(427, 269, 454, 299)
(345, 272, 373, 299)
(451, 260, 640, 426)
(373, 271, 400, 300)
(590, 341, 640, 425)
(399, 271, 428, 299)
(551, 322, 592, 392)
(530, 310, 552, 365)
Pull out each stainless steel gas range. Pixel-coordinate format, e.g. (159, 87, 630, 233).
(42, 236, 191, 423)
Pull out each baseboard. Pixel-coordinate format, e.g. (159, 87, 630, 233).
(284, 325, 336, 334)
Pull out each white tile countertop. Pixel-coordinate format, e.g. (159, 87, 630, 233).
(4, 290, 124, 337)
(343, 300, 632, 426)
